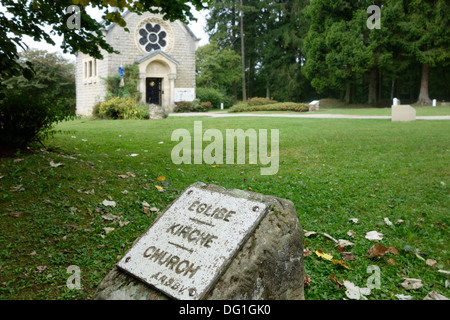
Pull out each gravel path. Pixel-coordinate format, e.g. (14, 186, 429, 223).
(170, 112, 450, 120)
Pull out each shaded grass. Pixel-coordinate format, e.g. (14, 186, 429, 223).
(0, 117, 449, 300)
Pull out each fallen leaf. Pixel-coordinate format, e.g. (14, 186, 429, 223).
(102, 214, 119, 221)
(303, 249, 312, 257)
(128, 154, 139, 157)
(49, 160, 63, 168)
(396, 219, 405, 224)
(35, 266, 47, 273)
(438, 270, 450, 275)
(426, 259, 438, 267)
(13, 158, 24, 163)
(322, 232, 338, 243)
(304, 230, 317, 238)
(119, 220, 130, 227)
(315, 250, 333, 261)
(395, 294, 413, 300)
(401, 278, 423, 290)
(342, 252, 355, 261)
(102, 200, 116, 207)
(332, 260, 350, 269)
(384, 218, 393, 226)
(304, 275, 311, 287)
(142, 201, 151, 207)
(368, 243, 399, 258)
(349, 218, 359, 224)
(423, 291, 449, 300)
(103, 227, 115, 234)
(387, 258, 397, 265)
(344, 281, 371, 300)
(30, 251, 37, 256)
(155, 185, 164, 192)
(10, 185, 24, 192)
(150, 207, 159, 213)
(336, 239, 355, 248)
(157, 176, 166, 182)
(347, 230, 356, 238)
(329, 274, 344, 288)
(10, 212, 22, 218)
(365, 231, 383, 241)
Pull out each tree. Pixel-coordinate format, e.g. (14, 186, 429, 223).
(196, 41, 241, 92)
(0, 0, 210, 92)
(397, 0, 450, 105)
(0, 49, 75, 148)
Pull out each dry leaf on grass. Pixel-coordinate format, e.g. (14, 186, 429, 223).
(329, 274, 344, 289)
(344, 281, 371, 300)
(342, 252, 355, 261)
(102, 200, 116, 207)
(49, 160, 63, 168)
(315, 250, 333, 261)
(304, 274, 312, 287)
(365, 231, 383, 241)
(368, 243, 399, 258)
(401, 278, 423, 290)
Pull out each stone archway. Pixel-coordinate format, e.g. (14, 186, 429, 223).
(136, 51, 178, 112)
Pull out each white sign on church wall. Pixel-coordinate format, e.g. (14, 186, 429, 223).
(174, 88, 196, 102)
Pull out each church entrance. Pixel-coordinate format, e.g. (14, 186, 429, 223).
(146, 78, 162, 105)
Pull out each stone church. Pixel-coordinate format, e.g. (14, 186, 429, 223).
(75, 11, 200, 116)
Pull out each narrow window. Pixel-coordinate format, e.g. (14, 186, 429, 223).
(94, 59, 97, 77)
(89, 61, 92, 77)
(84, 62, 87, 78)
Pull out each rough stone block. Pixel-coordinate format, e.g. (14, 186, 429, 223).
(93, 182, 304, 300)
(392, 105, 416, 122)
(308, 100, 320, 112)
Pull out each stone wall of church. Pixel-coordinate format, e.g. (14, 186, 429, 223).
(76, 11, 198, 116)
(75, 48, 109, 116)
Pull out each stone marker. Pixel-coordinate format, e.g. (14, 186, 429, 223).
(94, 182, 304, 300)
(149, 104, 166, 120)
(392, 105, 416, 122)
(393, 98, 400, 106)
(308, 100, 320, 112)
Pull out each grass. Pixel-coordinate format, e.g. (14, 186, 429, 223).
(0, 116, 449, 300)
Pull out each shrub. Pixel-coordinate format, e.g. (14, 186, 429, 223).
(95, 97, 149, 119)
(174, 99, 212, 113)
(196, 87, 231, 109)
(228, 102, 309, 113)
(0, 50, 75, 149)
(247, 97, 278, 106)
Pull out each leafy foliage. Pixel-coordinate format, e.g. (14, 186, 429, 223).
(0, 0, 210, 90)
(228, 101, 309, 113)
(95, 97, 149, 120)
(173, 99, 212, 113)
(196, 87, 232, 109)
(103, 64, 141, 102)
(0, 50, 75, 149)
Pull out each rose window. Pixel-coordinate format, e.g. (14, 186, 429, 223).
(139, 23, 167, 52)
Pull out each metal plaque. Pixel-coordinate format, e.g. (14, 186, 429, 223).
(117, 186, 268, 300)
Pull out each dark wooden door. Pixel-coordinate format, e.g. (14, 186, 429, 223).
(146, 78, 162, 105)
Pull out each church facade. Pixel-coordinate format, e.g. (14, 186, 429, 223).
(75, 11, 200, 116)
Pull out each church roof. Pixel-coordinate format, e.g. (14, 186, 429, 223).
(134, 50, 180, 65)
(100, 9, 201, 42)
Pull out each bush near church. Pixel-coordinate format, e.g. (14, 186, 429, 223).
(173, 99, 212, 113)
(0, 50, 75, 150)
(93, 97, 149, 120)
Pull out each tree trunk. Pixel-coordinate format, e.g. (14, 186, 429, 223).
(344, 82, 351, 104)
(368, 67, 377, 104)
(240, 0, 247, 102)
(232, 2, 238, 105)
(416, 63, 431, 105)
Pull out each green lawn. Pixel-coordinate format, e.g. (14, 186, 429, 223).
(0, 116, 449, 300)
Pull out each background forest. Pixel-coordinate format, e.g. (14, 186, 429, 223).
(196, 0, 449, 107)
